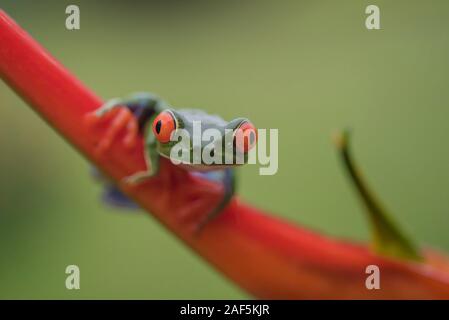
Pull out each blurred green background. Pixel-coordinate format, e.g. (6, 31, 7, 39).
(1, 0, 449, 299)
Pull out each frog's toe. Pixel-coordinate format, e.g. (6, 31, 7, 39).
(85, 111, 103, 127)
(123, 117, 139, 149)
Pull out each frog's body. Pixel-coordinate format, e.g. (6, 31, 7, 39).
(94, 93, 257, 231)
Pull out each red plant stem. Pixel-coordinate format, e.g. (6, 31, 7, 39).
(2, 10, 449, 299)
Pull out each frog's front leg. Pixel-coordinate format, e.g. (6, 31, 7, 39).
(95, 92, 165, 118)
(122, 132, 160, 185)
(95, 97, 125, 117)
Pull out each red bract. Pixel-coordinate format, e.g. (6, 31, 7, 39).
(1, 10, 449, 299)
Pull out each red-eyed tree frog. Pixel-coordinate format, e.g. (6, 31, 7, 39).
(91, 92, 257, 230)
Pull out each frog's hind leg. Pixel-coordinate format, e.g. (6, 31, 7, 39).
(102, 184, 140, 209)
(194, 168, 236, 233)
(90, 166, 139, 210)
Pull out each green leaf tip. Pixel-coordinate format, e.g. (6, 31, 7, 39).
(334, 129, 423, 262)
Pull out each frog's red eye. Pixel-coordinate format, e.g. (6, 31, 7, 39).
(234, 121, 257, 153)
(152, 111, 177, 143)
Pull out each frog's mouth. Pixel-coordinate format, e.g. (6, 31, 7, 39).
(178, 162, 243, 172)
(159, 152, 245, 171)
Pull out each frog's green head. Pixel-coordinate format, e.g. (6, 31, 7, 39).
(151, 109, 257, 168)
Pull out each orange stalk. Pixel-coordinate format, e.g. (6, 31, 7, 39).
(1, 10, 449, 299)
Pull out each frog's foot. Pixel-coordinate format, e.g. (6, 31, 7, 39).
(190, 169, 235, 235)
(122, 171, 154, 185)
(86, 106, 139, 156)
